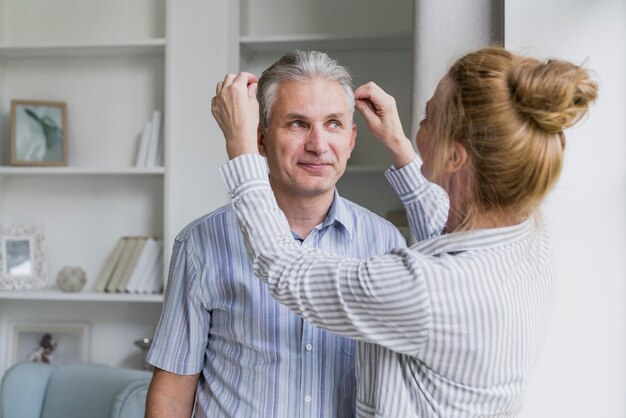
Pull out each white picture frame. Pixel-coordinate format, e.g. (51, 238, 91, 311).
(7, 322, 90, 370)
(0, 225, 47, 290)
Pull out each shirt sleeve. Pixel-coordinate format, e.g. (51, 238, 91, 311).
(221, 154, 432, 357)
(146, 236, 208, 374)
(385, 157, 449, 242)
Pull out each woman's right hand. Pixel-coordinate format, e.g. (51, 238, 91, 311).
(354, 82, 416, 169)
(211, 71, 260, 159)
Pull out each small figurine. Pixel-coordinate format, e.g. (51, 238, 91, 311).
(27, 333, 57, 363)
(134, 337, 153, 370)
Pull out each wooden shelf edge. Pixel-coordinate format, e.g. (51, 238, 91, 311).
(0, 167, 165, 176)
(0, 39, 166, 58)
(240, 32, 412, 55)
(0, 290, 163, 303)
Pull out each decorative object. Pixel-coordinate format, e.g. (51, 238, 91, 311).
(7, 322, 90, 370)
(0, 225, 47, 290)
(56, 266, 87, 292)
(134, 337, 153, 370)
(10, 99, 68, 166)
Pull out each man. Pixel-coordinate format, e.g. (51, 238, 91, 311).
(145, 50, 405, 418)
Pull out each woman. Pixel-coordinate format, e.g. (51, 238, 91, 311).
(212, 46, 597, 417)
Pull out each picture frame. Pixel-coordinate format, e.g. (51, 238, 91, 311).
(7, 322, 90, 369)
(0, 225, 47, 290)
(10, 99, 68, 166)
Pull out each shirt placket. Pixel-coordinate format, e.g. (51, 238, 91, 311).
(298, 228, 324, 418)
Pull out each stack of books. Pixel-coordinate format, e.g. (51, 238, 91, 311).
(134, 110, 163, 167)
(94, 236, 163, 294)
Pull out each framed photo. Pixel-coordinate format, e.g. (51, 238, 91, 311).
(10, 99, 68, 166)
(0, 225, 47, 290)
(7, 322, 90, 368)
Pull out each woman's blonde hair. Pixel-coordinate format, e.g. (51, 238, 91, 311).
(430, 46, 598, 226)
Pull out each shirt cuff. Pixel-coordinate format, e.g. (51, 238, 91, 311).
(220, 154, 269, 197)
(384, 156, 428, 198)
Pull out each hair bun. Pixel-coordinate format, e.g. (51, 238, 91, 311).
(508, 58, 598, 134)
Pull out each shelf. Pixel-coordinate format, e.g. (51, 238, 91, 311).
(240, 32, 412, 55)
(0, 167, 165, 176)
(0, 39, 166, 59)
(0, 289, 163, 302)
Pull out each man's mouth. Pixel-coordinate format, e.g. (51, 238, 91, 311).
(298, 162, 332, 169)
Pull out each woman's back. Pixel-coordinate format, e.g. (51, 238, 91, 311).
(355, 217, 554, 417)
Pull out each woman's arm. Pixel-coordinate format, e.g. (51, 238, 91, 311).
(213, 73, 432, 356)
(354, 82, 449, 241)
(385, 158, 449, 241)
(222, 154, 432, 356)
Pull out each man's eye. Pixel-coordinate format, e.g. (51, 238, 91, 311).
(290, 121, 305, 128)
(328, 121, 341, 129)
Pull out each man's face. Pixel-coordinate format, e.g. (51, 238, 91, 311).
(258, 79, 356, 199)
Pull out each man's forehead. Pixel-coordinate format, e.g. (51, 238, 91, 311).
(281, 111, 351, 120)
(272, 81, 353, 118)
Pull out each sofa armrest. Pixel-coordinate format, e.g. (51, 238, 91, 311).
(0, 362, 57, 418)
(40, 363, 151, 418)
(111, 379, 150, 418)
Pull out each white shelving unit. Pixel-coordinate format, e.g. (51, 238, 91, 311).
(237, 0, 414, 217)
(0, 0, 167, 375)
(0, 0, 416, 378)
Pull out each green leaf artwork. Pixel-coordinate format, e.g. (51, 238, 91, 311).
(22, 107, 63, 162)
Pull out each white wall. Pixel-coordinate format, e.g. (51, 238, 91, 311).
(506, 1, 626, 417)
(164, 0, 234, 265)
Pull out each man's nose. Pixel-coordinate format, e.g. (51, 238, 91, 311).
(305, 125, 329, 154)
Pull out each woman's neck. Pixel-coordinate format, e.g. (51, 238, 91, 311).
(446, 206, 527, 233)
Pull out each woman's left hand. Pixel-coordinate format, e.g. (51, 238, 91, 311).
(354, 82, 416, 169)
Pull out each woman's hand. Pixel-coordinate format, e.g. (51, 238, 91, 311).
(211, 72, 260, 159)
(354, 82, 416, 169)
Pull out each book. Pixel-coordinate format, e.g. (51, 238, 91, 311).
(131, 239, 163, 294)
(149, 242, 164, 293)
(106, 237, 139, 292)
(125, 238, 159, 293)
(134, 120, 152, 167)
(115, 237, 148, 292)
(94, 238, 127, 292)
(145, 240, 164, 294)
(145, 110, 162, 167)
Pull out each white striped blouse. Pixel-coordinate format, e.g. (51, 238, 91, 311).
(221, 154, 556, 418)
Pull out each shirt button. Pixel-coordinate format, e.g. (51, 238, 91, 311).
(305, 343, 313, 351)
(304, 395, 312, 403)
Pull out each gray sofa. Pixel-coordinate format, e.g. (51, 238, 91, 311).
(0, 362, 152, 418)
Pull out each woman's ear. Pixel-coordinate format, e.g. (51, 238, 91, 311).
(446, 141, 468, 173)
(257, 124, 267, 156)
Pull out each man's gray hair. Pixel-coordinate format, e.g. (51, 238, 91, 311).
(257, 50, 354, 127)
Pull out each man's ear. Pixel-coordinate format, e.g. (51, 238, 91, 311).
(446, 141, 468, 173)
(257, 124, 267, 156)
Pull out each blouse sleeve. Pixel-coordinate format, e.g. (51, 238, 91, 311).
(385, 157, 450, 242)
(222, 154, 432, 357)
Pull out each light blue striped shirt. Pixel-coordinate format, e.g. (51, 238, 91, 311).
(222, 154, 556, 418)
(147, 189, 405, 417)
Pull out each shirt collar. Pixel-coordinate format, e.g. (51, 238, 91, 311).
(414, 216, 537, 256)
(315, 189, 355, 240)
